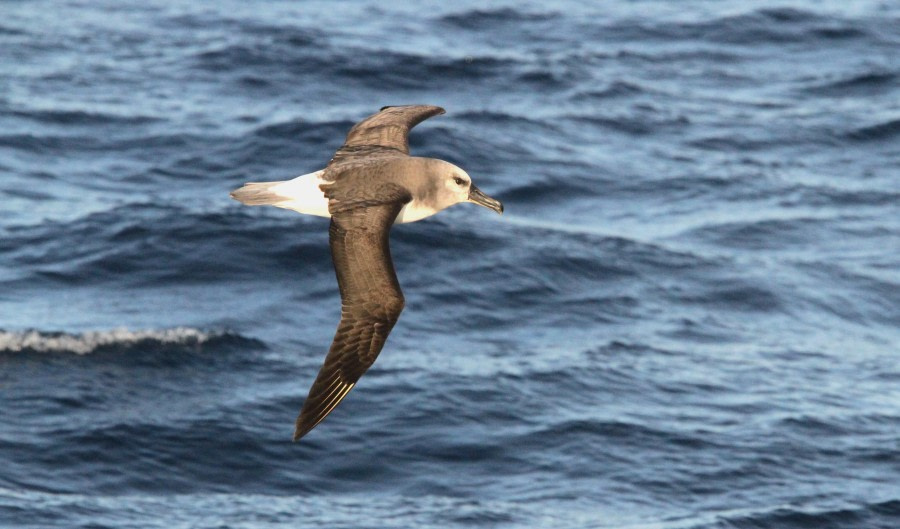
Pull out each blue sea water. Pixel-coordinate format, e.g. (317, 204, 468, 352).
(1, 0, 899, 527)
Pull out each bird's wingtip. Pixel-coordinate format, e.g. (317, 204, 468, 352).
(379, 104, 446, 115)
(292, 421, 308, 442)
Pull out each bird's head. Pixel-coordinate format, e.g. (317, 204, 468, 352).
(431, 160, 504, 215)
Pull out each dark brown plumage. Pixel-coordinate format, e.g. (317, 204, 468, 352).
(293, 106, 443, 441)
(232, 105, 503, 441)
(328, 105, 445, 167)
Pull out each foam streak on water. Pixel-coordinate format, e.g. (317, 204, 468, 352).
(1, 1, 898, 528)
(0, 328, 225, 355)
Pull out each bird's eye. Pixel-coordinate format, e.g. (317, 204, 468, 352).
(453, 177, 465, 186)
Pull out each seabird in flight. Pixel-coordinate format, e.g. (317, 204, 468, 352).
(230, 105, 503, 440)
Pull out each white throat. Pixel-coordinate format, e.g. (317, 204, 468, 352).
(394, 200, 440, 224)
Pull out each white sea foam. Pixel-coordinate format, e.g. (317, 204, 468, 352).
(0, 327, 221, 355)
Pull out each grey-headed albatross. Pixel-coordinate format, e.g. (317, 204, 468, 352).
(230, 105, 503, 440)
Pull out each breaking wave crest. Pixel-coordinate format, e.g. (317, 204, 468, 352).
(0, 327, 258, 355)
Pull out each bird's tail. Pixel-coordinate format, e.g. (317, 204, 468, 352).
(230, 181, 286, 206)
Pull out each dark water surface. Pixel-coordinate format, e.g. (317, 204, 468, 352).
(2, 1, 899, 527)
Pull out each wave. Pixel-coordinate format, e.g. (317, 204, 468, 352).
(6, 109, 159, 126)
(0, 131, 208, 155)
(166, 13, 321, 48)
(686, 134, 780, 152)
(591, 8, 875, 47)
(715, 499, 900, 529)
(454, 110, 557, 130)
(251, 118, 351, 141)
(847, 118, 900, 141)
(806, 71, 898, 97)
(564, 112, 690, 136)
(191, 43, 519, 89)
(570, 80, 647, 100)
(669, 282, 784, 313)
(0, 327, 260, 355)
(0, 202, 332, 288)
(778, 184, 900, 208)
(500, 178, 597, 204)
(0, 26, 26, 38)
(683, 216, 834, 250)
(438, 8, 558, 29)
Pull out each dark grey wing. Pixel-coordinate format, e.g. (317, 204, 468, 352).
(293, 189, 411, 441)
(328, 105, 445, 167)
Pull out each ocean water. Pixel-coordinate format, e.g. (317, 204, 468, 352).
(1, 0, 898, 527)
